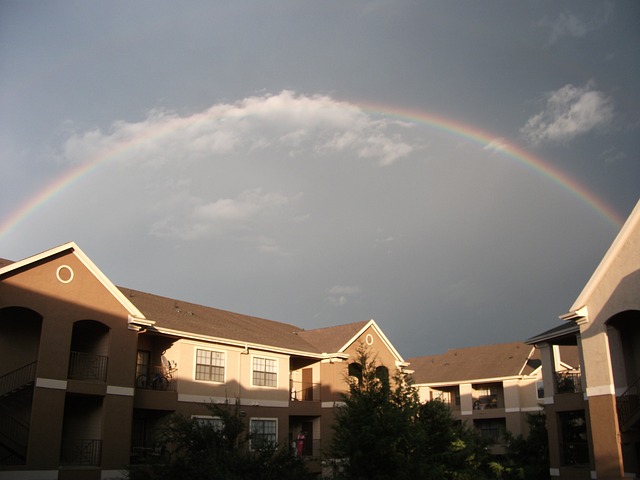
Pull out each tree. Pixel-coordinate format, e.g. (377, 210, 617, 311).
(491, 413, 550, 480)
(329, 345, 490, 480)
(127, 401, 312, 480)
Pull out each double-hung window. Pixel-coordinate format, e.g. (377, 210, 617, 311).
(195, 349, 225, 382)
(252, 356, 277, 387)
(250, 418, 277, 449)
(192, 415, 224, 431)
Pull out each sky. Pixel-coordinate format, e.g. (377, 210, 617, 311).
(1, 1, 639, 358)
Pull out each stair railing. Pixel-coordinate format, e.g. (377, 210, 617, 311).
(617, 376, 640, 428)
(0, 362, 37, 397)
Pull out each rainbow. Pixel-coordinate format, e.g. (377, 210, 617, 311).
(0, 98, 625, 240)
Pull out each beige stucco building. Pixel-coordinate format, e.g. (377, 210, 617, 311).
(0, 242, 408, 479)
(527, 199, 640, 479)
(409, 342, 579, 454)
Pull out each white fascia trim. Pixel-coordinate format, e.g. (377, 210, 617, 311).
(337, 319, 406, 364)
(586, 384, 615, 397)
(521, 406, 544, 412)
(461, 410, 473, 416)
(323, 401, 346, 408)
(178, 393, 288, 408)
(150, 326, 325, 359)
(0, 241, 148, 321)
(414, 375, 524, 388)
(568, 198, 640, 314)
(106, 385, 134, 396)
(35, 378, 67, 390)
(101, 471, 127, 480)
(549, 468, 560, 477)
(0, 471, 59, 480)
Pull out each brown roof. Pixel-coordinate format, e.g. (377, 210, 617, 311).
(0, 258, 14, 268)
(407, 342, 537, 384)
(119, 287, 366, 355)
(297, 320, 370, 353)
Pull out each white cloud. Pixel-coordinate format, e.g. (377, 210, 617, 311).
(539, 5, 613, 45)
(520, 81, 614, 145)
(150, 188, 298, 242)
(483, 137, 509, 153)
(61, 91, 414, 167)
(326, 285, 362, 307)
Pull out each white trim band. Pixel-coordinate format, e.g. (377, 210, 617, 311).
(107, 386, 135, 396)
(35, 378, 67, 390)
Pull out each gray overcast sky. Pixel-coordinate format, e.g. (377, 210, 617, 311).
(1, 1, 639, 357)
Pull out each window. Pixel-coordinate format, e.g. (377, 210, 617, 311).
(193, 415, 224, 431)
(136, 350, 150, 378)
(474, 418, 505, 444)
(536, 380, 545, 400)
(252, 357, 277, 387)
(195, 349, 225, 382)
(250, 418, 277, 449)
(559, 411, 589, 466)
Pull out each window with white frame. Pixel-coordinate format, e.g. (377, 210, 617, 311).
(195, 349, 225, 382)
(250, 418, 277, 449)
(192, 415, 224, 431)
(252, 356, 277, 387)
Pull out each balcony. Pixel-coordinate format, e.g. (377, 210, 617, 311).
(68, 351, 108, 382)
(290, 380, 320, 402)
(135, 365, 177, 392)
(60, 438, 102, 466)
(555, 371, 582, 394)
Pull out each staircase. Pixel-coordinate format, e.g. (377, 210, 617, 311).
(617, 376, 640, 431)
(0, 362, 37, 465)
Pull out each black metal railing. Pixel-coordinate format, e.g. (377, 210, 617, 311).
(473, 394, 501, 409)
(68, 351, 108, 382)
(617, 376, 640, 428)
(0, 362, 37, 397)
(562, 441, 590, 466)
(290, 381, 320, 402)
(555, 371, 582, 394)
(134, 365, 177, 391)
(60, 438, 102, 466)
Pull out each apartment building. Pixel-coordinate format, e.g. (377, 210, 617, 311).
(0, 242, 408, 480)
(527, 199, 640, 480)
(408, 342, 578, 453)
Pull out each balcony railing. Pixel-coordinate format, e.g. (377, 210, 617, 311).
(473, 394, 500, 410)
(290, 381, 320, 402)
(68, 351, 108, 382)
(555, 371, 582, 394)
(60, 438, 102, 466)
(135, 365, 177, 391)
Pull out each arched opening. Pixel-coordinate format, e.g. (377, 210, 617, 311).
(348, 362, 363, 383)
(68, 320, 110, 382)
(607, 310, 640, 387)
(0, 306, 42, 465)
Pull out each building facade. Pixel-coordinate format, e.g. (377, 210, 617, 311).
(527, 199, 640, 480)
(408, 342, 578, 453)
(0, 242, 408, 480)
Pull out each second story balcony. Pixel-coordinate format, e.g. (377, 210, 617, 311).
(555, 371, 582, 394)
(290, 380, 320, 402)
(68, 351, 108, 382)
(135, 364, 177, 392)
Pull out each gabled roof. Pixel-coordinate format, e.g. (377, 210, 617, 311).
(564, 198, 640, 319)
(297, 320, 370, 354)
(407, 342, 537, 385)
(1, 242, 392, 359)
(0, 242, 147, 322)
(299, 319, 406, 364)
